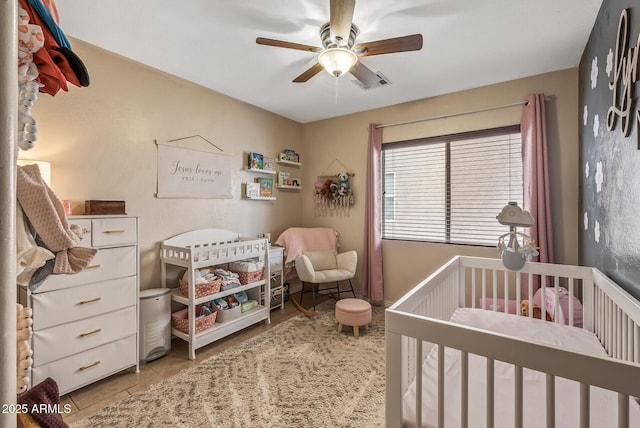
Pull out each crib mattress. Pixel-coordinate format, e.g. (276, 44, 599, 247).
(402, 308, 640, 428)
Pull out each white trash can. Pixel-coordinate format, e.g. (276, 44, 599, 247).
(139, 288, 171, 362)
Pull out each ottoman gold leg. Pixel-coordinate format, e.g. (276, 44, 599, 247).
(354, 325, 360, 338)
(338, 323, 343, 334)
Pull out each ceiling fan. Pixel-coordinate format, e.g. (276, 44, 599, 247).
(256, 0, 423, 89)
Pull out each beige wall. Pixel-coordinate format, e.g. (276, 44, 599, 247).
(302, 68, 579, 302)
(27, 39, 579, 302)
(27, 39, 304, 290)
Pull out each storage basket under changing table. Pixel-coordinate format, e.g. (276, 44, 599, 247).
(229, 259, 264, 285)
(171, 306, 217, 334)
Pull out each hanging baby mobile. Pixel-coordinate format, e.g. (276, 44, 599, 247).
(496, 202, 539, 271)
(314, 159, 355, 216)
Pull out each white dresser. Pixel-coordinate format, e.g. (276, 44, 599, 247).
(19, 215, 139, 395)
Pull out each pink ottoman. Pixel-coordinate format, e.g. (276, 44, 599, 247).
(335, 298, 372, 338)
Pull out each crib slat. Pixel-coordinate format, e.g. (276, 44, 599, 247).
(618, 393, 629, 428)
(472, 268, 477, 309)
(486, 358, 495, 428)
(515, 365, 523, 428)
(438, 345, 445, 428)
(461, 351, 468, 428)
(415, 340, 423, 428)
(546, 373, 555, 428)
(569, 278, 575, 326)
(504, 271, 510, 314)
(580, 383, 590, 428)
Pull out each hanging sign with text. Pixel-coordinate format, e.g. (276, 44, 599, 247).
(156, 142, 232, 198)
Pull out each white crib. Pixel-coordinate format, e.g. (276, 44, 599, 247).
(385, 256, 640, 428)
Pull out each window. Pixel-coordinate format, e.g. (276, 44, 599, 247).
(382, 126, 523, 246)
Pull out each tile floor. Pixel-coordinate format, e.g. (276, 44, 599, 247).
(61, 298, 313, 424)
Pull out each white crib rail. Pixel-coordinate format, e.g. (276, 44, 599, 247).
(386, 256, 640, 428)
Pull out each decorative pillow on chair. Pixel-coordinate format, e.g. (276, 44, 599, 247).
(302, 250, 338, 271)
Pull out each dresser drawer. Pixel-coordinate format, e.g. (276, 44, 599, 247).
(68, 218, 92, 248)
(92, 217, 137, 247)
(31, 276, 136, 329)
(32, 334, 137, 396)
(35, 246, 136, 293)
(33, 306, 136, 366)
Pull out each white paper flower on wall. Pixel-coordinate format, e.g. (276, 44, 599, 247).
(585, 161, 589, 178)
(606, 48, 613, 77)
(591, 56, 598, 89)
(595, 161, 604, 193)
(593, 114, 599, 137)
(594, 220, 600, 243)
(584, 212, 589, 230)
(583, 105, 588, 126)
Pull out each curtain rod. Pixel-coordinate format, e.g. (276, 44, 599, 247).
(376, 99, 533, 129)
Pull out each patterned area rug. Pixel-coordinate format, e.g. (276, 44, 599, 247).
(70, 301, 385, 428)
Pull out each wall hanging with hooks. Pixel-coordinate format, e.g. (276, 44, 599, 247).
(314, 158, 355, 216)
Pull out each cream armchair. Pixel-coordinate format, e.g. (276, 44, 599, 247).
(294, 249, 357, 312)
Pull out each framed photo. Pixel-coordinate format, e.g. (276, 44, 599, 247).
(256, 177, 273, 197)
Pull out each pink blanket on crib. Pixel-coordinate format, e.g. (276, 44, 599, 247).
(275, 227, 337, 267)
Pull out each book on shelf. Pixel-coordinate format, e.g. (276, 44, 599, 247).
(277, 171, 290, 186)
(256, 177, 273, 197)
(264, 157, 276, 172)
(246, 182, 260, 198)
(248, 152, 263, 170)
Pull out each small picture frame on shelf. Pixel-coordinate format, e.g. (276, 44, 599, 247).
(246, 182, 260, 198)
(248, 152, 263, 170)
(278, 152, 288, 161)
(256, 177, 273, 197)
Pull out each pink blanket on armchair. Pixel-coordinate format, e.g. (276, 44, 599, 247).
(275, 227, 338, 276)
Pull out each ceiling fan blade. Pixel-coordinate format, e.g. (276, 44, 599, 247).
(355, 34, 423, 57)
(256, 37, 323, 53)
(293, 62, 325, 83)
(330, 0, 355, 46)
(349, 61, 380, 89)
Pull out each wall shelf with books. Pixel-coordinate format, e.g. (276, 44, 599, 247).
(277, 149, 301, 166)
(276, 171, 301, 190)
(276, 159, 301, 167)
(244, 177, 275, 200)
(247, 152, 276, 174)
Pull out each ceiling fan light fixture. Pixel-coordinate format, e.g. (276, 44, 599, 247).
(318, 47, 358, 77)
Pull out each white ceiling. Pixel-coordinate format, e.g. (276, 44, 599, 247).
(54, 0, 602, 124)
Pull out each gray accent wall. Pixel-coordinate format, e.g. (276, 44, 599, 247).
(579, 0, 640, 299)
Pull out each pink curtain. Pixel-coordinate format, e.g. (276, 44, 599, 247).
(361, 123, 384, 302)
(521, 94, 554, 265)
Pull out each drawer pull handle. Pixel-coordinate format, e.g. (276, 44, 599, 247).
(104, 229, 125, 234)
(86, 264, 101, 270)
(79, 360, 101, 371)
(79, 328, 102, 337)
(78, 297, 102, 305)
